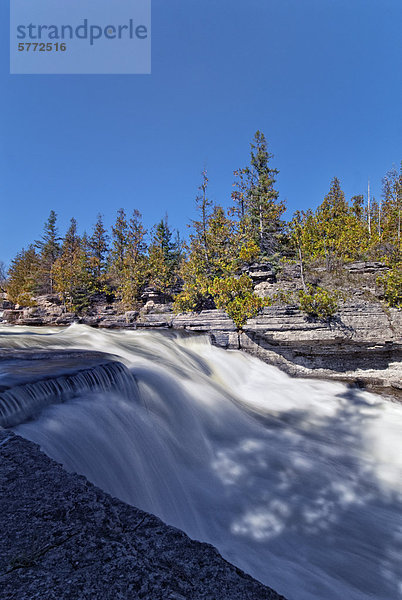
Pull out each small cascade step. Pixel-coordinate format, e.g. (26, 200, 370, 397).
(0, 356, 137, 427)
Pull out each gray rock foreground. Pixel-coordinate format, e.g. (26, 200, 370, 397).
(0, 430, 286, 600)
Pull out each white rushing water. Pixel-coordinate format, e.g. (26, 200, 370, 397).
(1, 324, 402, 599)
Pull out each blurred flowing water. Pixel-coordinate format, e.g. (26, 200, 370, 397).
(1, 324, 401, 600)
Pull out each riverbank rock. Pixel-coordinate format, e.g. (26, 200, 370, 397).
(172, 302, 402, 394)
(0, 430, 286, 600)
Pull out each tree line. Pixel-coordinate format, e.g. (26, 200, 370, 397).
(5, 132, 401, 326)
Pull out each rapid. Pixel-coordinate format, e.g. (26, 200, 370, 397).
(1, 324, 401, 600)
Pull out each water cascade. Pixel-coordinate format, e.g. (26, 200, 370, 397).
(1, 324, 401, 600)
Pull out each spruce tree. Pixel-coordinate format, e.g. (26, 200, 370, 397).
(148, 216, 180, 299)
(246, 131, 284, 255)
(63, 218, 80, 255)
(89, 214, 109, 280)
(111, 208, 129, 275)
(36, 210, 61, 294)
(232, 132, 285, 256)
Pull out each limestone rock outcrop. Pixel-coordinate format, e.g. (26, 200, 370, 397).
(171, 303, 401, 393)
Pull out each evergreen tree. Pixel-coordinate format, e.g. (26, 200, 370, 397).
(382, 164, 402, 245)
(191, 169, 213, 268)
(241, 131, 285, 255)
(230, 168, 249, 227)
(316, 177, 348, 267)
(127, 209, 148, 262)
(7, 246, 40, 305)
(299, 178, 370, 265)
(351, 195, 364, 220)
(53, 218, 93, 312)
(36, 210, 61, 294)
(205, 206, 236, 274)
(89, 214, 109, 280)
(5, 148, 400, 320)
(174, 206, 237, 312)
(148, 216, 180, 298)
(110, 209, 129, 274)
(118, 210, 148, 309)
(63, 218, 80, 255)
(0, 261, 7, 292)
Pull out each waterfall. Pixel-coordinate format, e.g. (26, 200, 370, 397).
(0, 361, 137, 427)
(1, 323, 401, 600)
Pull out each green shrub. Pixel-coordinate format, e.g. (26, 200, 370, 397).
(377, 262, 402, 307)
(209, 274, 267, 330)
(298, 286, 338, 319)
(173, 275, 210, 313)
(272, 289, 296, 305)
(12, 292, 37, 308)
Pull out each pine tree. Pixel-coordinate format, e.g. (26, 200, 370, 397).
(303, 177, 369, 265)
(205, 206, 236, 275)
(317, 177, 348, 267)
(230, 168, 249, 228)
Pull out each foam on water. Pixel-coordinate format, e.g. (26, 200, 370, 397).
(1, 324, 401, 600)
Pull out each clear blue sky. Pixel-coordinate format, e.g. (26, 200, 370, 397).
(1, 0, 401, 265)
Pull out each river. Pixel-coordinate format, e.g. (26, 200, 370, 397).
(1, 324, 401, 600)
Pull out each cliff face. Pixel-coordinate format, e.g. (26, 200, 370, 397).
(1, 296, 401, 394)
(0, 430, 285, 600)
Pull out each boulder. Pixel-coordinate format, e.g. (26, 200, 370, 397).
(244, 262, 276, 283)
